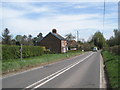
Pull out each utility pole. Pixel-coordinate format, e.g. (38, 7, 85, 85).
(103, 0, 105, 34)
(77, 31, 79, 42)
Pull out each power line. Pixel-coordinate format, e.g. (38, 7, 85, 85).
(103, 0, 106, 33)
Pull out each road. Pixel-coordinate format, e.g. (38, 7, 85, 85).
(2, 51, 101, 89)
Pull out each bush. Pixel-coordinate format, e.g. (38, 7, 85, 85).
(43, 47, 51, 54)
(2, 45, 44, 60)
(110, 45, 120, 55)
(104, 45, 120, 55)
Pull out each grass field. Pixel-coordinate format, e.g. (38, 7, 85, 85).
(102, 51, 119, 88)
(2, 50, 83, 74)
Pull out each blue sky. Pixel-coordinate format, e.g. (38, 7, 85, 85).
(1, 1, 118, 41)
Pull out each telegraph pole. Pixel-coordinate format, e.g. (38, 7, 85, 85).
(77, 31, 79, 42)
(103, 0, 105, 34)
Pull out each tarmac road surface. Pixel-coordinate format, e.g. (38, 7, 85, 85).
(2, 51, 101, 89)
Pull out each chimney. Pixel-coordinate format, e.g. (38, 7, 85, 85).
(52, 29, 57, 34)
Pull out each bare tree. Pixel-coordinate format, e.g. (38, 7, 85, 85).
(65, 33, 75, 41)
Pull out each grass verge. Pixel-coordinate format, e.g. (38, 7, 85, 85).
(2, 50, 83, 75)
(0, 60, 1, 75)
(102, 51, 119, 88)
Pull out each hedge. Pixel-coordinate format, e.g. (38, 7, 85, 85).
(109, 45, 120, 55)
(2, 45, 44, 60)
(103, 45, 120, 55)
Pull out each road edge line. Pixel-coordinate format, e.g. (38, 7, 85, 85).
(2, 52, 89, 79)
(31, 53, 94, 89)
(100, 53, 107, 88)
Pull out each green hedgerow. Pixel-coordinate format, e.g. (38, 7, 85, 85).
(2, 45, 44, 60)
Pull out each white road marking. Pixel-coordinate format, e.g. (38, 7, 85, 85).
(100, 53, 105, 88)
(25, 52, 94, 89)
(25, 63, 74, 88)
(2, 52, 88, 79)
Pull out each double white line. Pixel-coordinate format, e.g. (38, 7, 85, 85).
(25, 53, 94, 89)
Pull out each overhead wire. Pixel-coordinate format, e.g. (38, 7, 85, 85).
(103, 0, 105, 33)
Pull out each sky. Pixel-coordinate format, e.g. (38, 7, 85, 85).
(0, 0, 118, 41)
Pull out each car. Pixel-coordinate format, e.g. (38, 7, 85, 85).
(93, 47, 98, 52)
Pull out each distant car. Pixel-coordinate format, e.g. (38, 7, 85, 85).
(93, 47, 98, 52)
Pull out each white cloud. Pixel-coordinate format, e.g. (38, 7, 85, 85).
(1, 2, 118, 41)
(74, 5, 88, 9)
(2, 12, 117, 40)
(18, 3, 51, 13)
(2, 3, 53, 19)
(53, 14, 102, 22)
(2, 7, 25, 19)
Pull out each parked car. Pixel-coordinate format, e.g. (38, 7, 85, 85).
(93, 47, 98, 52)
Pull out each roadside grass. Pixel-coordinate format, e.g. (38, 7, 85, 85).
(0, 61, 1, 75)
(2, 50, 83, 74)
(102, 51, 119, 88)
(0, 44, 1, 75)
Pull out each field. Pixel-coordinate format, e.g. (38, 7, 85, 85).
(2, 50, 83, 75)
(102, 51, 119, 88)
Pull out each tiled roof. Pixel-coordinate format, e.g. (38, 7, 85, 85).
(40, 32, 66, 42)
(50, 32, 66, 40)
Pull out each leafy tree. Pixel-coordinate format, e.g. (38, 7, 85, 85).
(33, 33, 43, 46)
(2, 28, 12, 45)
(37, 33, 43, 38)
(82, 42, 95, 51)
(15, 35, 23, 45)
(65, 33, 75, 41)
(107, 29, 120, 46)
(107, 36, 115, 47)
(113, 29, 120, 45)
(33, 37, 38, 46)
(28, 35, 32, 38)
(22, 35, 27, 40)
(15, 35, 28, 45)
(11, 39, 16, 45)
(22, 35, 28, 45)
(91, 31, 106, 49)
(28, 34, 33, 45)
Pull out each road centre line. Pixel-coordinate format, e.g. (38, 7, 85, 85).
(25, 62, 74, 88)
(3, 52, 88, 79)
(25, 52, 94, 89)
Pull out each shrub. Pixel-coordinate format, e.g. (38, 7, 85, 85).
(103, 45, 120, 55)
(2, 45, 44, 60)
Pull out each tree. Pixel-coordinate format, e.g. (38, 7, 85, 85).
(65, 33, 75, 41)
(15, 35, 23, 45)
(22, 35, 27, 45)
(27, 34, 33, 45)
(33, 33, 43, 46)
(82, 42, 95, 51)
(33, 37, 38, 46)
(91, 31, 106, 49)
(113, 29, 120, 45)
(11, 39, 16, 45)
(2, 28, 12, 45)
(107, 29, 120, 46)
(37, 33, 43, 38)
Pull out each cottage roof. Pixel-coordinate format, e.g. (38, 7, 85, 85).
(50, 32, 66, 40)
(40, 32, 66, 42)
